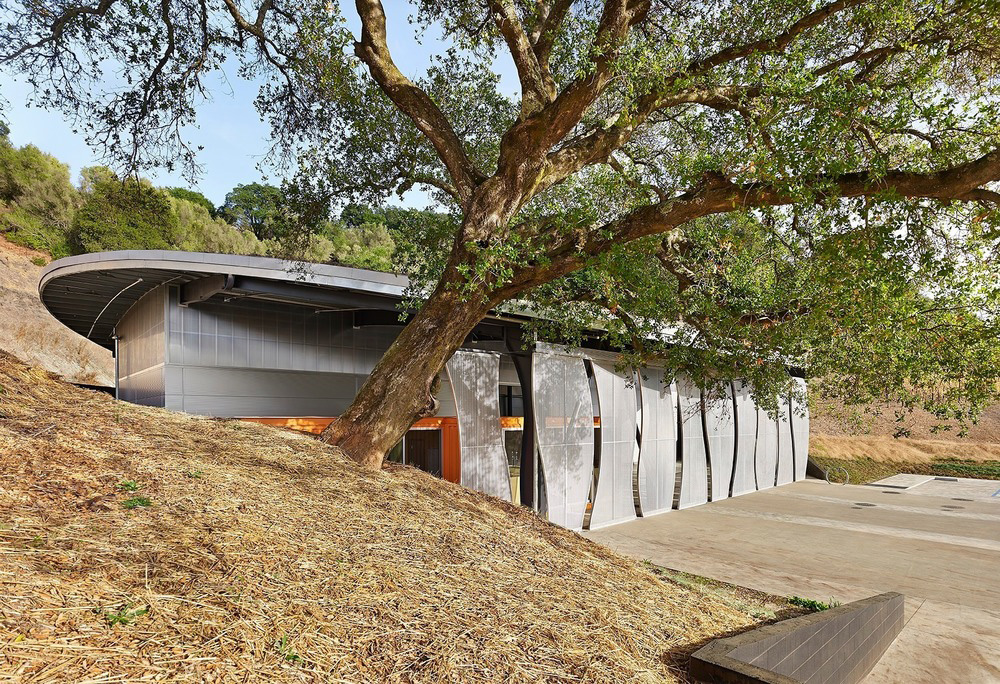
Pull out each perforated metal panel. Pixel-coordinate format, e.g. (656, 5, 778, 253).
(731, 381, 758, 497)
(446, 350, 511, 501)
(677, 377, 709, 509)
(755, 407, 778, 490)
(791, 377, 810, 481)
(532, 352, 595, 530)
(704, 384, 736, 501)
(589, 361, 638, 529)
(637, 367, 677, 517)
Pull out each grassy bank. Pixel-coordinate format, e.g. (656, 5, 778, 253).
(811, 434, 1000, 484)
(0, 352, 763, 683)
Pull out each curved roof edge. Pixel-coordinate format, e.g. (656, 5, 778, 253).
(39, 250, 410, 298)
(38, 250, 412, 350)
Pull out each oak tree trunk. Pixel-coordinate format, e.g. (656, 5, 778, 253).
(319, 281, 493, 468)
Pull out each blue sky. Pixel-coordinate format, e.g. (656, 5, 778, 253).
(0, 2, 517, 209)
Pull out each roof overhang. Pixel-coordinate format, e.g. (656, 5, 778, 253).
(39, 251, 412, 350)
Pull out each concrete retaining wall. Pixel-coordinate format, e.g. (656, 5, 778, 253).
(691, 592, 904, 684)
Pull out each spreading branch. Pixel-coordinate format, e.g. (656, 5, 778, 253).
(685, 0, 869, 76)
(353, 0, 486, 204)
(498, 148, 1000, 298)
(488, 0, 554, 117)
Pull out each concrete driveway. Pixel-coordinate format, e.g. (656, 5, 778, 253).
(583, 477, 1000, 683)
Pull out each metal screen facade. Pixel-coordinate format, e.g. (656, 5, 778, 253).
(589, 361, 638, 529)
(755, 408, 779, 490)
(532, 351, 595, 530)
(704, 384, 736, 502)
(791, 377, 810, 481)
(776, 400, 795, 486)
(446, 350, 511, 501)
(677, 378, 709, 509)
(637, 368, 677, 517)
(731, 381, 758, 497)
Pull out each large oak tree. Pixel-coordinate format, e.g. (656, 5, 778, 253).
(3, 0, 999, 467)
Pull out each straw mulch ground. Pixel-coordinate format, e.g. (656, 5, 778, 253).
(0, 353, 761, 683)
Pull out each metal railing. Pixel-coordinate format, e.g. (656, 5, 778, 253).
(825, 466, 850, 485)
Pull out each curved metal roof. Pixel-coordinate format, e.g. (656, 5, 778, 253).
(39, 251, 411, 350)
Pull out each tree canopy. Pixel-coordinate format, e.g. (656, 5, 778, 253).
(166, 187, 216, 217)
(70, 169, 180, 253)
(219, 182, 286, 240)
(3, 0, 999, 464)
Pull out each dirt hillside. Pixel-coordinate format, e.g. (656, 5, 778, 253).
(0, 237, 112, 385)
(811, 397, 1000, 443)
(0, 353, 760, 683)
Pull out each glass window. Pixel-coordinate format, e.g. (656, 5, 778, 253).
(405, 429, 442, 477)
(386, 440, 404, 464)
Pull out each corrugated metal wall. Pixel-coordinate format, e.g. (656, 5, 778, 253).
(532, 351, 595, 530)
(704, 383, 736, 502)
(791, 377, 810, 480)
(731, 381, 758, 497)
(637, 368, 677, 517)
(117, 287, 166, 406)
(677, 378, 709, 509)
(755, 406, 779, 490)
(776, 400, 795, 486)
(157, 287, 461, 417)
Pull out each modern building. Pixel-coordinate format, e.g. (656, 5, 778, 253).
(40, 250, 810, 530)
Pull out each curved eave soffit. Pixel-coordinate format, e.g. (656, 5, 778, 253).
(38, 250, 411, 350)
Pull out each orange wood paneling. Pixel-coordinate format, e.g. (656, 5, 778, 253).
(241, 416, 333, 434)
(440, 420, 461, 484)
(412, 417, 461, 484)
(241, 416, 463, 484)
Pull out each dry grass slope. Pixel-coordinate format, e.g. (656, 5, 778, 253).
(0, 237, 112, 385)
(0, 353, 760, 683)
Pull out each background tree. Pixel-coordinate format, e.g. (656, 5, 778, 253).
(219, 183, 285, 240)
(71, 169, 179, 253)
(172, 194, 266, 255)
(0, 133, 77, 256)
(167, 187, 216, 217)
(3, 0, 999, 468)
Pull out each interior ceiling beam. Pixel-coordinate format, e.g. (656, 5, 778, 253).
(179, 274, 235, 306)
(228, 275, 402, 312)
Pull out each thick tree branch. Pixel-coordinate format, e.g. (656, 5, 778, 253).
(488, 0, 554, 117)
(353, 0, 485, 204)
(497, 0, 649, 174)
(528, 0, 573, 79)
(542, 86, 753, 189)
(963, 188, 1000, 205)
(497, 148, 1000, 299)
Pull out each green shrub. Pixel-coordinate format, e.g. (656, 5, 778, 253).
(0, 140, 77, 256)
(121, 496, 152, 509)
(70, 171, 179, 253)
(788, 596, 841, 612)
